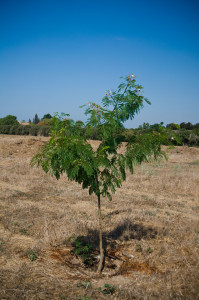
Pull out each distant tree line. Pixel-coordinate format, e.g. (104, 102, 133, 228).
(0, 115, 198, 146)
(139, 121, 199, 130)
(29, 113, 53, 125)
(0, 114, 53, 137)
(133, 122, 199, 146)
(0, 124, 51, 137)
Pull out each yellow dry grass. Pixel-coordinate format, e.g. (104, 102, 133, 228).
(0, 135, 199, 299)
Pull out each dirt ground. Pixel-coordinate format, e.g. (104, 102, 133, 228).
(0, 134, 199, 300)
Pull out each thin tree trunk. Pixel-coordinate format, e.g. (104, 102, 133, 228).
(97, 194, 104, 273)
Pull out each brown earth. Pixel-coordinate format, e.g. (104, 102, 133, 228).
(0, 135, 199, 299)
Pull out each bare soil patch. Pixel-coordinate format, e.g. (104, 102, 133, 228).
(0, 135, 199, 299)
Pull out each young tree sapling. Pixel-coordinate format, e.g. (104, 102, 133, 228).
(31, 74, 166, 273)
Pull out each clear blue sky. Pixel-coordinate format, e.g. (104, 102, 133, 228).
(0, 0, 199, 127)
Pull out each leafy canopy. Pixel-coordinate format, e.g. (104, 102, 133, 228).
(0, 115, 19, 126)
(42, 113, 52, 120)
(33, 114, 40, 124)
(31, 75, 165, 200)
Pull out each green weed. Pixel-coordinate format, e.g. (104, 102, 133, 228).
(71, 236, 96, 266)
(20, 228, 28, 235)
(81, 280, 92, 289)
(135, 244, 142, 252)
(147, 247, 153, 254)
(98, 283, 116, 295)
(27, 249, 38, 261)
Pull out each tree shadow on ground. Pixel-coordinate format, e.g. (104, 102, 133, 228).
(84, 218, 158, 250)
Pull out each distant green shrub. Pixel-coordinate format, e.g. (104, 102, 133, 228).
(166, 123, 180, 130)
(22, 125, 31, 135)
(15, 126, 23, 135)
(0, 125, 12, 134)
(193, 128, 199, 136)
(176, 130, 191, 145)
(29, 126, 39, 136)
(188, 132, 199, 146)
(180, 122, 194, 130)
(38, 119, 53, 126)
(0, 115, 19, 126)
(38, 126, 51, 136)
(9, 125, 19, 135)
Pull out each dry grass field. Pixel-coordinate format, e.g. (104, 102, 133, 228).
(0, 134, 199, 300)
